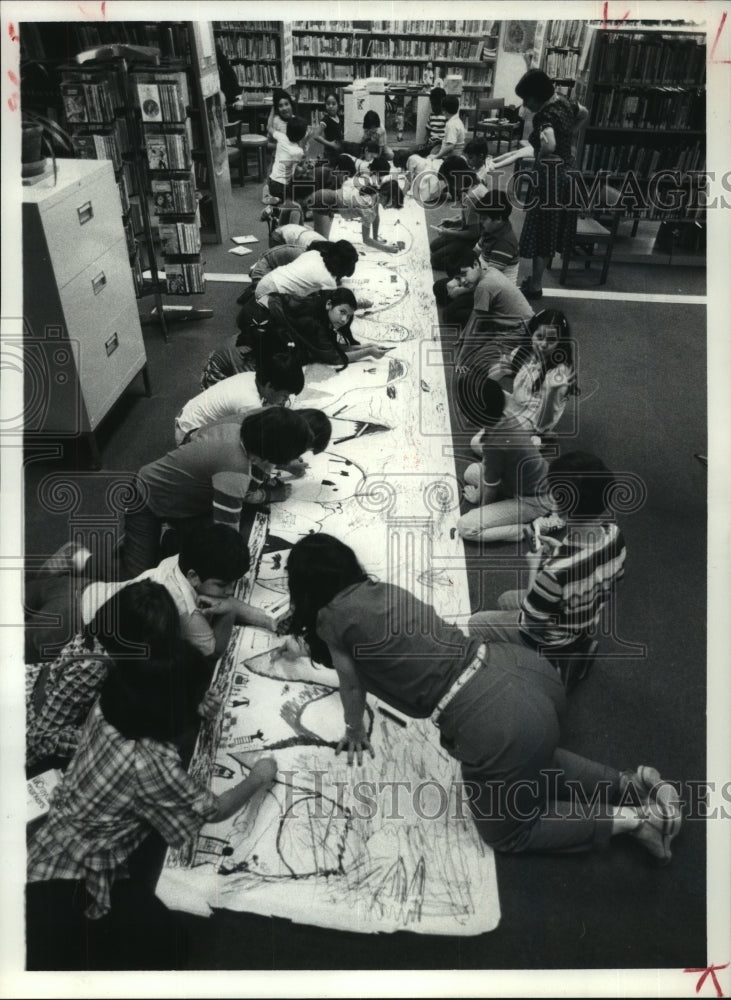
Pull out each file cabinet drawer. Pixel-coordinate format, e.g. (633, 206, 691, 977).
(76, 308, 146, 430)
(60, 237, 138, 337)
(40, 168, 120, 289)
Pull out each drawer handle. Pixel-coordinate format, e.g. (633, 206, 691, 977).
(105, 332, 119, 357)
(91, 271, 107, 295)
(77, 201, 94, 225)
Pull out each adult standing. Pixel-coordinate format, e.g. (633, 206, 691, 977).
(485, 70, 587, 300)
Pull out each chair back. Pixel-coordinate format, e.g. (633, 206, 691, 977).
(474, 96, 505, 131)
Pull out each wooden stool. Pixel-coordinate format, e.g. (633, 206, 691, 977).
(239, 134, 268, 182)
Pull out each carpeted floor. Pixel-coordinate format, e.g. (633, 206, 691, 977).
(23, 164, 708, 971)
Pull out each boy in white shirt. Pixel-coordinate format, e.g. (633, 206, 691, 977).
(434, 94, 466, 160)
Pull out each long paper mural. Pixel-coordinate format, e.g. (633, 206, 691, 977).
(156, 201, 501, 935)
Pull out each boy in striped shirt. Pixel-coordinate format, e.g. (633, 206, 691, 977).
(469, 451, 627, 662)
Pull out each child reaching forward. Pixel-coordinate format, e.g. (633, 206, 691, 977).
(27, 629, 277, 921)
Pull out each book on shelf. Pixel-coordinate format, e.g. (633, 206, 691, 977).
(61, 77, 115, 124)
(158, 221, 202, 256)
(546, 21, 586, 49)
(145, 132, 191, 171)
(593, 32, 706, 86)
(138, 82, 163, 122)
(165, 261, 206, 295)
(71, 131, 122, 170)
(581, 139, 705, 178)
(150, 174, 197, 215)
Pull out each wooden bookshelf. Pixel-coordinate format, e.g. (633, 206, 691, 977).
(539, 21, 588, 97)
(573, 23, 706, 263)
(214, 22, 288, 93)
(289, 18, 500, 119)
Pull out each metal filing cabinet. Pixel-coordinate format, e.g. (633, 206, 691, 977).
(22, 159, 149, 466)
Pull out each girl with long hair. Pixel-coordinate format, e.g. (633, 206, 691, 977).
(281, 534, 682, 864)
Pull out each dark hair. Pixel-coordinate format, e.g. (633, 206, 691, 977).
(296, 409, 332, 454)
(455, 368, 505, 428)
(256, 350, 305, 395)
(378, 177, 404, 209)
(240, 408, 312, 465)
(363, 110, 381, 130)
(333, 153, 357, 179)
(464, 137, 488, 161)
(90, 580, 180, 661)
(429, 86, 446, 112)
(272, 88, 293, 111)
(363, 140, 380, 156)
(100, 639, 213, 742)
(287, 534, 369, 667)
(515, 69, 555, 105)
(438, 155, 478, 201)
(311, 239, 359, 279)
(178, 524, 249, 584)
(369, 154, 391, 181)
(523, 309, 578, 395)
(323, 91, 340, 110)
(546, 451, 615, 518)
(443, 94, 460, 115)
(472, 187, 513, 219)
(392, 149, 411, 169)
(286, 116, 308, 143)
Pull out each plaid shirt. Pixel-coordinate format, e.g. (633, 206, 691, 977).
(26, 632, 109, 768)
(27, 702, 218, 919)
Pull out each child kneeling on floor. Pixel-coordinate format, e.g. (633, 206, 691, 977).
(27, 598, 277, 926)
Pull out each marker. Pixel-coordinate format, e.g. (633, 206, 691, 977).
(378, 706, 408, 728)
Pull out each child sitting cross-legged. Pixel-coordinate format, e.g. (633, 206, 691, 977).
(27, 608, 277, 933)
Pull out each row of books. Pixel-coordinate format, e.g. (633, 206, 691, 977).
(594, 35, 706, 86)
(165, 262, 206, 295)
(580, 139, 706, 177)
(158, 221, 202, 256)
(216, 34, 280, 60)
(215, 22, 280, 33)
(136, 80, 187, 123)
(545, 21, 586, 49)
(370, 20, 496, 35)
(294, 60, 355, 80)
(445, 66, 494, 86)
(145, 133, 192, 171)
(544, 51, 581, 79)
(294, 35, 489, 59)
(151, 174, 198, 215)
(233, 64, 281, 87)
(61, 79, 116, 124)
(23, 21, 190, 61)
(72, 132, 122, 171)
(589, 86, 705, 131)
(366, 38, 487, 59)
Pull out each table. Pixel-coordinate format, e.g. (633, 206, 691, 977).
(155, 197, 500, 936)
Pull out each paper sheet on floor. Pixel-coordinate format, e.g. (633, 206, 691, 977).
(156, 199, 500, 935)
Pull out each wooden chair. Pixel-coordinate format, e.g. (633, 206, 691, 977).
(239, 132, 269, 182)
(558, 207, 621, 286)
(225, 120, 245, 186)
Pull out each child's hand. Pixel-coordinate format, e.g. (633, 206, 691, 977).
(197, 594, 235, 618)
(282, 457, 309, 478)
(335, 726, 374, 767)
(198, 689, 224, 720)
(463, 484, 482, 504)
(363, 344, 392, 358)
(381, 244, 399, 254)
(272, 635, 307, 661)
(267, 482, 293, 503)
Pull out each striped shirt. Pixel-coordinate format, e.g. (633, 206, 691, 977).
(519, 523, 627, 652)
(138, 420, 252, 528)
(27, 701, 217, 919)
(476, 219, 520, 271)
(426, 112, 447, 143)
